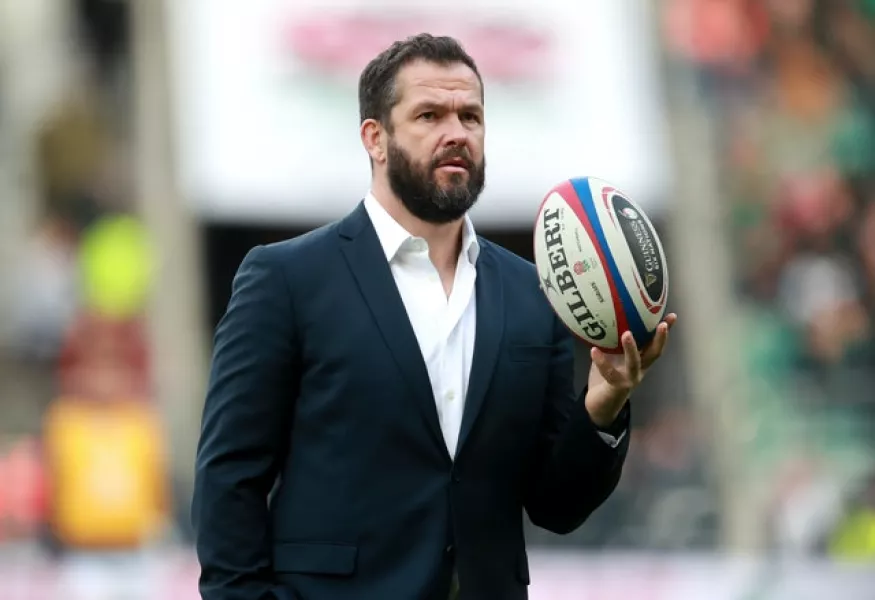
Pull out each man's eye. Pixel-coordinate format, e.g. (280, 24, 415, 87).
(462, 112, 481, 123)
(418, 112, 436, 121)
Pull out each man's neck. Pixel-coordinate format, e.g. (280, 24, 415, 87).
(371, 184, 464, 272)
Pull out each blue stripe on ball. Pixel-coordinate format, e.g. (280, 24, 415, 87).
(569, 177, 654, 347)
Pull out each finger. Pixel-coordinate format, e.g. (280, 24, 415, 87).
(640, 313, 675, 362)
(642, 321, 669, 368)
(591, 347, 625, 387)
(622, 331, 642, 381)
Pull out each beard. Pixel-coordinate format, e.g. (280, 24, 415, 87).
(386, 137, 486, 225)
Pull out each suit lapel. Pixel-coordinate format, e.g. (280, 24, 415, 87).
(456, 244, 505, 459)
(338, 203, 451, 463)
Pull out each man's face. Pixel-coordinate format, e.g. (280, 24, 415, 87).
(382, 60, 486, 224)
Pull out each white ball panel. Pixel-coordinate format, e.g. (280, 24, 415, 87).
(533, 191, 619, 349)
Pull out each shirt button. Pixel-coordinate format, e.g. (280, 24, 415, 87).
(446, 391, 455, 401)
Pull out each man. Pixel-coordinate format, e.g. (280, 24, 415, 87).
(192, 33, 677, 600)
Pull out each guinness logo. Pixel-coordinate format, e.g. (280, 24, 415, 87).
(611, 195, 665, 303)
(620, 207, 639, 220)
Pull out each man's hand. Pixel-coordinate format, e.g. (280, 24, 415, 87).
(585, 313, 678, 428)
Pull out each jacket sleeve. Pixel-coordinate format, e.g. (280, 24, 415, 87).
(523, 314, 630, 534)
(192, 245, 300, 599)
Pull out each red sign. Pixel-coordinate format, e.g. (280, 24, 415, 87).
(280, 13, 554, 83)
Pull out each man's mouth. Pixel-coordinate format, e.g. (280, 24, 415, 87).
(436, 157, 470, 172)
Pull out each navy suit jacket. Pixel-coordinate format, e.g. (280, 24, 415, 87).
(192, 202, 630, 600)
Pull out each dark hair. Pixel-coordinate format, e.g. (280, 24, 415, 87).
(358, 33, 483, 131)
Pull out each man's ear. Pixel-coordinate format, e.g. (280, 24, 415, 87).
(360, 119, 387, 164)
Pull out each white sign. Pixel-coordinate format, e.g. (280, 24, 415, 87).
(167, 0, 672, 226)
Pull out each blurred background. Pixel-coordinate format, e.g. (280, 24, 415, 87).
(0, 0, 874, 597)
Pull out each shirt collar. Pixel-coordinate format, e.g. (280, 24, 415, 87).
(363, 192, 480, 264)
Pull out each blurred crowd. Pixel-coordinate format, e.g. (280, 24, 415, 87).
(0, 0, 873, 567)
(664, 0, 875, 558)
(0, 0, 170, 552)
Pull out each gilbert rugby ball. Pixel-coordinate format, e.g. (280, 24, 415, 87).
(533, 177, 669, 353)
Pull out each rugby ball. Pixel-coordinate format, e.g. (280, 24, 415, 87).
(533, 177, 669, 353)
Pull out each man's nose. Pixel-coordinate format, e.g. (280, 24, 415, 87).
(441, 115, 469, 146)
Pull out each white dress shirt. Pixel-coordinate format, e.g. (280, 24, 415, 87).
(363, 193, 622, 458)
(364, 193, 477, 458)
